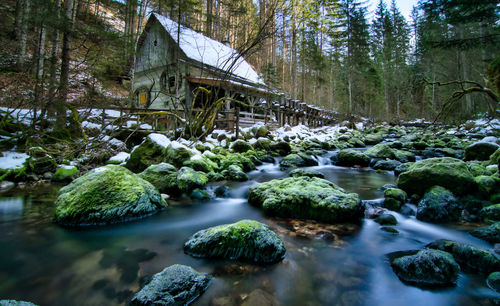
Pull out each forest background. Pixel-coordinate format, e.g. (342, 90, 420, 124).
(1, 0, 499, 128)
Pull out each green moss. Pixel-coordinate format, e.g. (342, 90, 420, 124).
(426, 239, 500, 274)
(183, 157, 218, 173)
(54, 165, 167, 226)
(334, 149, 371, 167)
(397, 157, 475, 196)
(177, 167, 208, 193)
(220, 154, 255, 172)
(470, 222, 500, 243)
(52, 166, 79, 182)
(165, 146, 194, 168)
(481, 204, 500, 222)
(125, 137, 167, 173)
(138, 163, 179, 194)
(248, 176, 363, 223)
(365, 144, 396, 160)
(231, 140, 253, 153)
(183, 219, 286, 264)
(375, 214, 397, 225)
(416, 186, 460, 223)
(391, 249, 459, 287)
(221, 165, 248, 181)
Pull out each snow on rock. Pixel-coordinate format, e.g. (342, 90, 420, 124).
(0, 152, 29, 170)
(109, 152, 130, 163)
(148, 133, 171, 148)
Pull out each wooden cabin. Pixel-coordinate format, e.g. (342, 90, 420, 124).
(131, 13, 276, 128)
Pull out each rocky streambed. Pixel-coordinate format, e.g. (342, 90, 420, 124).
(0, 121, 499, 305)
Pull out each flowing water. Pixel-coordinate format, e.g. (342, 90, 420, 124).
(0, 156, 498, 306)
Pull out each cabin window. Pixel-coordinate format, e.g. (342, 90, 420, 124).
(139, 93, 147, 105)
(135, 88, 150, 108)
(160, 69, 182, 94)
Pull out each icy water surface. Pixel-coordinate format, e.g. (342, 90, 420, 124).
(0, 159, 498, 305)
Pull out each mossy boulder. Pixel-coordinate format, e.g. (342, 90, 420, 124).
(364, 134, 383, 145)
(222, 165, 249, 182)
(372, 159, 401, 171)
(54, 166, 167, 226)
(252, 138, 272, 151)
(365, 144, 396, 160)
(384, 188, 407, 211)
(426, 239, 500, 274)
(184, 220, 286, 264)
(183, 157, 217, 173)
(231, 140, 253, 153)
(416, 186, 460, 223)
(333, 149, 371, 167)
(481, 204, 500, 222)
(487, 272, 500, 293)
(138, 163, 178, 194)
(394, 150, 416, 163)
(465, 142, 500, 161)
(289, 168, 324, 178)
(413, 141, 429, 150)
(374, 214, 397, 225)
(470, 222, 500, 244)
(248, 177, 363, 223)
(270, 141, 292, 156)
(126, 136, 167, 173)
(177, 167, 208, 193)
(390, 249, 460, 287)
(130, 264, 211, 305)
(253, 125, 269, 138)
(220, 154, 256, 172)
(164, 145, 194, 168)
(488, 148, 500, 166)
(280, 153, 318, 169)
(468, 163, 489, 177)
(397, 157, 475, 196)
(52, 165, 79, 183)
(474, 175, 500, 199)
(381, 226, 399, 234)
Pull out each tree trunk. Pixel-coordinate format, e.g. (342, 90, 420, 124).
(16, 0, 30, 68)
(34, 25, 46, 109)
(291, 0, 297, 99)
(47, 0, 61, 109)
(56, 0, 75, 130)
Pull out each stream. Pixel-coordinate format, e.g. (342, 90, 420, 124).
(0, 155, 499, 306)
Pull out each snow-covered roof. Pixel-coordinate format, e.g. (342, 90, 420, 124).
(152, 13, 265, 86)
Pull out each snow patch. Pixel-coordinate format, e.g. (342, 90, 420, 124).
(148, 133, 171, 148)
(0, 152, 29, 170)
(109, 152, 130, 163)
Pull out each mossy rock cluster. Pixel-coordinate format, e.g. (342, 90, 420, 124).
(54, 165, 167, 226)
(390, 249, 460, 287)
(138, 163, 178, 194)
(184, 220, 286, 263)
(248, 176, 363, 223)
(26, 147, 57, 175)
(365, 144, 396, 160)
(131, 264, 211, 305)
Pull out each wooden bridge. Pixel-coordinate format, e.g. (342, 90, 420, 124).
(97, 97, 340, 135)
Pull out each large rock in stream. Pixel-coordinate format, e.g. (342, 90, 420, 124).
(397, 157, 475, 196)
(426, 239, 500, 274)
(470, 222, 500, 244)
(390, 249, 460, 287)
(416, 186, 461, 223)
(184, 220, 286, 263)
(248, 177, 363, 223)
(54, 165, 167, 226)
(131, 264, 212, 305)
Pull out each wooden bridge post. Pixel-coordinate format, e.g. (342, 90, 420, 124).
(235, 107, 240, 138)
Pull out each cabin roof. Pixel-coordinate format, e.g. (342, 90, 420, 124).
(151, 13, 266, 87)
